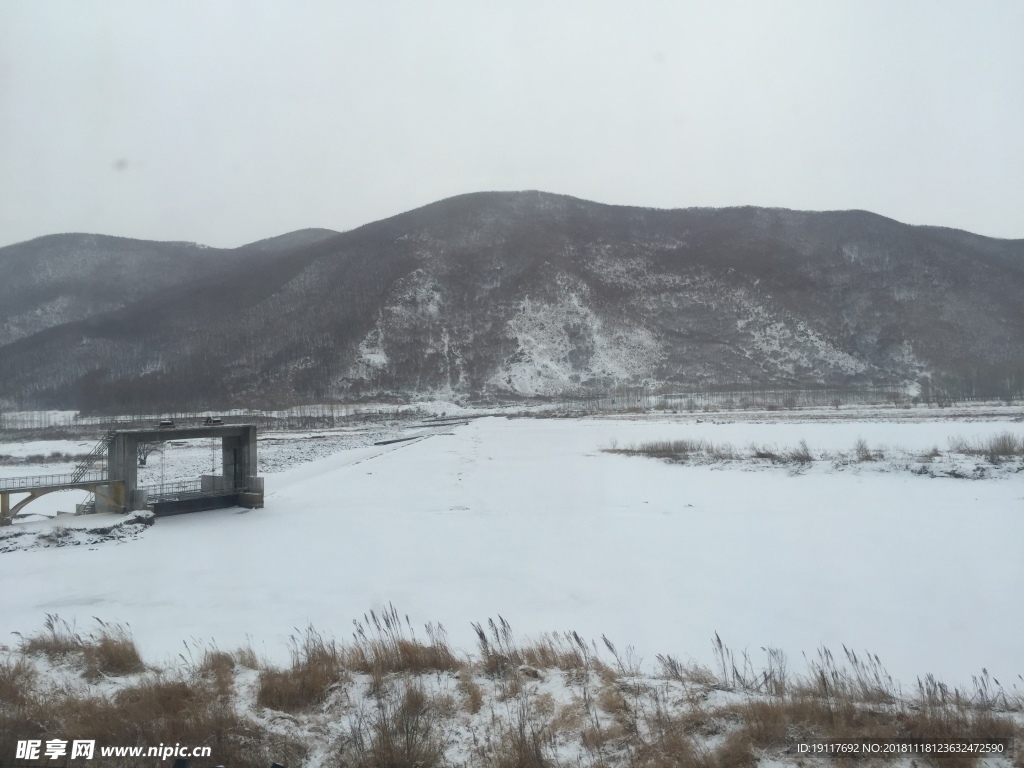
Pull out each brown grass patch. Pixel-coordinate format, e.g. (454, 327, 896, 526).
(550, 698, 587, 735)
(481, 700, 556, 768)
(473, 616, 606, 679)
(5, 615, 1021, 768)
(234, 644, 260, 669)
(20, 615, 144, 681)
(197, 648, 236, 697)
(20, 614, 82, 660)
(257, 627, 346, 712)
(346, 681, 446, 768)
(81, 621, 145, 681)
(656, 653, 717, 688)
(633, 704, 707, 768)
(345, 604, 462, 677)
(0, 655, 36, 708)
(582, 720, 627, 752)
(459, 674, 485, 714)
(3, 635, 304, 767)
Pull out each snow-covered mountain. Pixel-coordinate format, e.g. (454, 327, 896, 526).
(2, 191, 1022, 410)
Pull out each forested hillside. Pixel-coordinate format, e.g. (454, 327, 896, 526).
(2, 192, 1022, 410)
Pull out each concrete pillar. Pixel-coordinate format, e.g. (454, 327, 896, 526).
(107, 434, 139, 509)
(222, 436, 239, 487)
(94, 482, 127, 515)
(1, 492, 9, 525)
(222, 426, 257, 489)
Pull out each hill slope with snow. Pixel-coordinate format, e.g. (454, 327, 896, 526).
(2, 192, 1023, 409)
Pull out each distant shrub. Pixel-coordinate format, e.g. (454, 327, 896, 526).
(948, 432, 1023, 463)
(785, 439, 813, 464)
(750, 445, 781, 461)
(607, 439, 737, 462)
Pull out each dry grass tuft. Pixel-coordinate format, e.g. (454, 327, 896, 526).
(251, 606, 464, 713)
(473, 617, 606, 678)
(785, 439, 814, 464)
(633, 704, 709, 768)
(854, 437, 876, 462)
(345, 603, 462, 678)
(199, 648, 236, 677)
(797, 646, 899, 704)
(656, 654, 717, 687)
(749, 444, 782, 461)
(60, 673, 306, 766)
(20, 613, 82, 660)
(346, 681, 446, 768)
(709, 730, 756, 767)
(20, 615, 144, 680)
(481, 700, 557, 768)
(458, 673, 485, 714)
(610, 438, 832, 466)
(949, 432, 1024, 462)
(606, 439, 737, 462)
(257, 627, 346, 712)
(234, 644, 261, 669)
(0, 655, 36, 708)
(81, 620, 146, 681)
(198, 648, 236, 697)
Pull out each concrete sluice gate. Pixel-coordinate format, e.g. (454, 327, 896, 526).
(0, 423, 265, 524)
(108, 424, 265, 516)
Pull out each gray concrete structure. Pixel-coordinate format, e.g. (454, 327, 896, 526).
(108, 423, 263, 513)
(0, 423, 263, 524)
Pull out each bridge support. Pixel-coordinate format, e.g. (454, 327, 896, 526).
(94, 483, 126, 515)
(0, 481, 127, 522)
(9, 491, 43, 519)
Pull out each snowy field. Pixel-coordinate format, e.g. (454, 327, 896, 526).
(1, 412, 1021, 690)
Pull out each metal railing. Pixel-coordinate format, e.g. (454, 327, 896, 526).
(0, 471, 107, 492)
(142, 479, 246, 503)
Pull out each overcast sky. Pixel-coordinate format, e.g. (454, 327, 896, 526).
(1, 1, 1022, 248)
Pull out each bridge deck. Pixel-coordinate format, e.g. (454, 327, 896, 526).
(0, 472, 109, 494)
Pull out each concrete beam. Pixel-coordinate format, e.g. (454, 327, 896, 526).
(117, 425, 253, 441)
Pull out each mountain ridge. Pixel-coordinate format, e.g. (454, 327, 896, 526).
(1, 191, 1022, 410)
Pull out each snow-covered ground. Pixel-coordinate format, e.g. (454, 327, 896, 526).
(1, 413, 1021, 691)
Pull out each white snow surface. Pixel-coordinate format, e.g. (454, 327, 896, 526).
(1, 415, 1021, 690)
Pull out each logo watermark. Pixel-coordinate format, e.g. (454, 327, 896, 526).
(14, 739, 211, 764)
